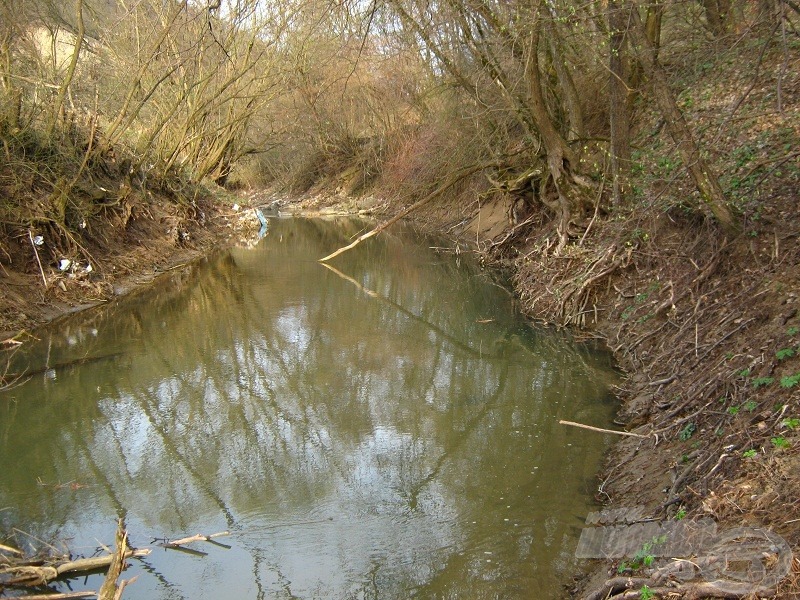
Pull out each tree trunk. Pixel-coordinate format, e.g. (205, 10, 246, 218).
(545, 18, 585, 141)
(609, 0, 632, 206)
(48, 0, 84, 137)
(645, 1, 664, 56)
(628, 0, 663, 114)
(702, 0, 730, 36)
(526, 3, 588, 247)
(625, 1, 739, 233)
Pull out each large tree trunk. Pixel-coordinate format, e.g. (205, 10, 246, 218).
(609, 0, 632, 206)
(545, 16, 586, 141)
(526, 3, 589, 248)
(625, 1, 739, 233)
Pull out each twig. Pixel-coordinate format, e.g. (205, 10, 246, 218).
(17, 593, 97, 600)
(559, 420, 650, 438)
(0, 541, 24, 555)
(28, 230, 47, 287)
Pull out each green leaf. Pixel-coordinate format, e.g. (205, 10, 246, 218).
(771, 437, 791, 449)
(780, 373, 800, 388)
(781, 418, 800, 430)
(679, 422, 696, 441)
(752, 377, 774, 388)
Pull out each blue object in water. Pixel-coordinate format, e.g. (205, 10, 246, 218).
(254, 208, 269, 238)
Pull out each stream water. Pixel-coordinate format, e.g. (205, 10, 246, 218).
(0, 217, 618, 599)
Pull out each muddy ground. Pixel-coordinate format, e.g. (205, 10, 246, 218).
(2, 183, 798, 598)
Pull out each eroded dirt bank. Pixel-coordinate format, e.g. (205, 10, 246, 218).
(2, 188, 799, 599)
(0, 192, 260, 342)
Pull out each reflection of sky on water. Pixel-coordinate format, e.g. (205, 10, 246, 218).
(0, 218, 618, 599)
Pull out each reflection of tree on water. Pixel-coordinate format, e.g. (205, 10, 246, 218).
(0, 217, 617, 599)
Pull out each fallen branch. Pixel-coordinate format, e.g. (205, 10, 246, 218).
(585, 577, 775, 600)
(0, 541, 23, 555)
(17, 593, 97, 600)
(98, 521, 128, 600)
(160, 531, 230, 548)
(2, 547, 151, 586)
(8, 353, 124, 380)
(319, 161, 497, 262)
(28, 229, 47, 287)
(559, 420, 650, 438)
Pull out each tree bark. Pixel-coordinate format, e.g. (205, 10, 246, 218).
(627, 0, 663, 114)
(645, 1, 664, 56)
(625, 1, 739, 233)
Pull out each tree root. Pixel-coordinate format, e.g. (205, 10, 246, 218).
(584, 573, 777, 600)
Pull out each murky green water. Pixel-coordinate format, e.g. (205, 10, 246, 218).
(1, 217, 617, 599)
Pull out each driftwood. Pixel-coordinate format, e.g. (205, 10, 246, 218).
(559, 419, 651, 439)
(584, 575, 777, 600)
(16, 592, 98, 600)
(0, 541, 23, 555)
(98, 521, 132, 600)
(159, 531, 230, 549)
(1, 547, 150, 586)
(1, 524, 227, 598)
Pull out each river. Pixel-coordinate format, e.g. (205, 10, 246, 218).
(0, 216, 617, 599)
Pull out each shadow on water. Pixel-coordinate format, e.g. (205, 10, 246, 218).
(0, 217, 618, 599)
